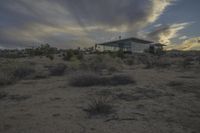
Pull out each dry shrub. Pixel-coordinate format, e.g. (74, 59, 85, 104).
(81, 55, 123, 73)
(181, 58, 193, 68)
(0, 71, 15, 86)
(167, 81, 184, 87)
(69, 72, 135, 87)
(68, 72, 101, 87)
(124, 57, 135, 66)
(108, 75, 135, 85)
(0, 61, 35, 86)
(84, 97, 114, 116)
(13, 65, 35, 79)
(48, 63, 67, 76)
(0, 91, 8, 99)
(143, 56, 171, 69)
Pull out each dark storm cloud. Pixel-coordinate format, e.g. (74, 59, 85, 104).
(0, 0, 173, 48)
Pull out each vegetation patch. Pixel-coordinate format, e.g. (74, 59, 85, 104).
(167, 81, 184, 87)
(48, 63, 67, 76)
(80, 55, 123, 73)
(13, 65, 35, 79)
(0, 92, 8, 99)
(69, 72, 135, 87)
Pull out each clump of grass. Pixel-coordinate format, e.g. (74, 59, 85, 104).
(69, 72, 135, 87)
(48, 63, 67, 76)
(84, 97, 114, 116)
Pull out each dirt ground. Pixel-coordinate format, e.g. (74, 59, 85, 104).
(0, 61, 200, 133)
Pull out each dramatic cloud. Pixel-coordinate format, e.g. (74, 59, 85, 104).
(146, 23, 191, 44)
(171, 37, 200, 50)
(0, 0, 175, 48)
(179, 36, 188, 40)
(60, 0, 174, 31)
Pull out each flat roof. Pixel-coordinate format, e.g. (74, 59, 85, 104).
(97, 37, 153, 46)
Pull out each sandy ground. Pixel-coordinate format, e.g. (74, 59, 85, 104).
(0, 67, 200, 133)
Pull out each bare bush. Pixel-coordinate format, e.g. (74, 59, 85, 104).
(167, 81, 184, 87)
(0, 62, 35, 85)
(0, 91, 8, 99)
(69, 72, 135, 87)
(0, 71, 15, 86)
(80, 55, 123, 73)
(181, 58, 193, 68)
(69, 72, 102, 87)
(48, 63, 67, 76)
(13, 65, 35, 79)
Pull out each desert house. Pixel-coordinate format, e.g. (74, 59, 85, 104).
(96, 37, 166, 53)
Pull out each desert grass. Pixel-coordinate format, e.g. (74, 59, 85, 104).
(84, 97, 114, 116)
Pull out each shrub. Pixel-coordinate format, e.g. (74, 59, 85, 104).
(108, 75, 136, 86)
(124, 58, 135, 66)
(69, 72, 101, 87)
(0, 91, 8, 99)
(0, 61, 35, 86)
(81, 55, 123, 73)
(62, 49, 83, 61)
(143, 56, 171, 69)
(84, 97, 114, 116)
(167, 81, 184, 87)
(0, 72, 15, 86)
(46, 54, 54, 60)
(181, 58, 193, 68)
(13, 65, 35, 79)
(69, 72, 135, 87)
(48, 63, 67, 76)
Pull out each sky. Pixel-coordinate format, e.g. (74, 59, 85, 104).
(0, 0, 199, 50)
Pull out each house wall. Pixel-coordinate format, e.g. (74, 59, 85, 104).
(97, 41, 151, 53)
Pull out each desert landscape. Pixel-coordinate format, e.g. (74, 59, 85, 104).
(0, 1, 200, 132)
(0, 47, 200, 133)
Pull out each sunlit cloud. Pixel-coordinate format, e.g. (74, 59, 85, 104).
(146, 22, 192, 44)
(179, 36, 188, 40)
(171, 37, 200, 50)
